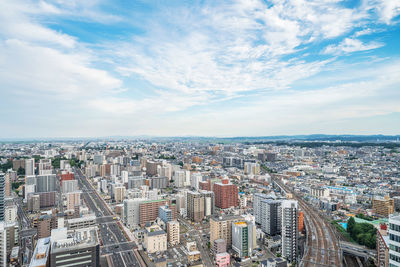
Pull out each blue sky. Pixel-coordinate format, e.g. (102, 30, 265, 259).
(0, 0, 400, 138)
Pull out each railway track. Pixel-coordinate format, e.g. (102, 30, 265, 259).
(276, 180, 341, 266)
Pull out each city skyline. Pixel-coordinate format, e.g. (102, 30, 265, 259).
(1, 0, 400, 138)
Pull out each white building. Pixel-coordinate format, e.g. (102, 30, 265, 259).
(0, 222, 6, 267)
(123, 198, 144, 229)
(389, 214, 400, 266)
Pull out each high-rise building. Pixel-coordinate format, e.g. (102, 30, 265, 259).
(210, 215, 242, 249)
(232, 221, 256, 258)
(261, 199, 282, 236)
(254, 193, 271, 224)
(377, 226, 389, 267)
(201, 190, 215, 216)
(389, 214, 400, 267)
(4, 173, 10, 198)
(128, 176, 146, 189)
(213, 180, 238, 209)
(281, 200, 298, 263)
(0, 222, 5, 267)
(244, 162, 260, 175)
(62, 179, 78, 193)
(36, 174, 57, 192)
(25, 158, 35, 176)
(150, 176, 168, 189)
(123, 198, 144, 229)
(187, 191, 205, 222)
(5, 204, 17, 223)
(190, 173, 203, 189)
(0, 174, 4, 221)
(167, 221, 180, 246)
(38, 214, 52, 239)
(66, 191, 81, 210)
(139, 199, 169, 226)
(114, 186, 126, 203)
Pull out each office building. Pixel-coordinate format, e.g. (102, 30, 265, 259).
(67, 215, 96, 230)
(128, 176, 146, 189)
(159, 205, 173, 224)
(232, 221, 256, 258)
(123, 198, 144, 229)
(62, 179, 78, 193)
(281, 200, 298, 263)
(167, 221, 180, 246)
(50, 227, 100, 267)
(150, 176, 168, 189)
(190, 173, 203, 189)
(213, 180, 238, 209)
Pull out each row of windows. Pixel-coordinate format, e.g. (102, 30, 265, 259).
(390, 253, 400, 263)
(391, 223, 400, 232)
(390, 234, 400, 243)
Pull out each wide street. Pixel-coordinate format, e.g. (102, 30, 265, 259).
(75, 168, 142, 267)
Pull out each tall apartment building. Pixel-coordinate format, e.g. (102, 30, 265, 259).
(146, 161, 162, 177)
(373, 196, 394, 217)
(201, 190, 215, 216)
(139, 199, 169, 226)
(0, 222, 5, 267)
(150, 176, 168, 189)
(210, 215, 242, 249)
(213, 180, 238, 209)
(36, 174, 57, 192)
(254, 193, 271, 224)
(114, 186, 126, 203)
(261, 199, 282, 236)
(187, 191, 205, 222)
(0, 173, 4, 221)
(25, 158, 35, 176)
(38, 214, 52, 239)
(281, 200, 298, 263)
(123, 198, 145, 229)
(232, 221, 256, 258)
(62, 179, 78, 193)
(244, 162, 260, 175)
(389, 215, 400, 267)
(167, 221, 180, 246)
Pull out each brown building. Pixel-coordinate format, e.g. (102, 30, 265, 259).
(210, 215, 242, 249)
(373, 195, 394, 217)
(37, 214, 52, 239)
(187, 191, 205, 222)
(213, 180, 238, 209)
(12, 159, 25, 171)
(38, 191, 56, 208)
(146, 161, 162, 177)
(139, 199, 170, 226)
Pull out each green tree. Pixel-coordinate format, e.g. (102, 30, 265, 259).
(17, 167, 25, 176)
(347, 217, 355, 234)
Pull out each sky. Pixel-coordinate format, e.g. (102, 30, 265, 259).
(0, 0, 400, 138)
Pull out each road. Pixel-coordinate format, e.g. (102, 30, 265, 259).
(75, 168, 142, 267)
(178, 217, 213, 266)
(274, 179, 342, 267)
(16, 197, 36, 265)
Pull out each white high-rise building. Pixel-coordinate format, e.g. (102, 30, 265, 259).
(281, 200, 298, 263)
(121, 171, 129, 184)
(25, 159, 35, 176)
(62, 180, 79, 193)
(123, 198, 144, 229)
(389, 214, 400, 266)
(174, 171, 186, 188)
(191, 173, 202, 189)
(5, 205, 17, 223)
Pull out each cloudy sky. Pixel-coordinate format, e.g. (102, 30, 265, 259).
(0, 0, 400, 138)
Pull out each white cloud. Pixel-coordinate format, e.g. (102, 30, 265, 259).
(323, 38, 384, 55)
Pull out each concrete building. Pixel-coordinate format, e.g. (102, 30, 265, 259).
(244, 162, 260, 175)
(139, 199, 169, 226)
(159, 205, 173, 224)
(144, 225, 167, 253)
(213, 180, 238, 209)
(0, 174, 4, 221)
(36, 174, 57, 193)
(123, 198, 144, 229)
(215, 252, 230, 267)
(373, 196, 394, 217)
(38, 214, 52, 239)
(281, 200, 298, 263)
(377, 227, 389, 267)
(210, 215, 242, 249)
(128, 176, 146, 189)
(167, 221, 180, 246)
(232, 221, 256, 258)
(389, 214, 400, 267)
(66, 191, 81, 210)
(50, 227, 100, 267)
(29, 237, 50, 267)
(187, 191, 204, 222)
(254, 193, 272, 224)
(67, 215, 96, 230)
(5, 204, 17, 223)
(151, 176, 168, 189)
(0, 222, 5, 267)
(114, 186, 126, 203)
(261, 199, 282, 236)
(213, 239, 227, 255)
(25, 159, 35, 176)
(260, 258, 287, 267)
(61, 179, 78, 193)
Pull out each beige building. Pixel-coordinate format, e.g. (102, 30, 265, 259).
(167, 221, 180, 246)
(114, 186, 126, 203)
(187, 192, 204, 222)
(144, 225, 167, 254)
(373, 196, 394, 217)
(210, 215, 242, 249)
